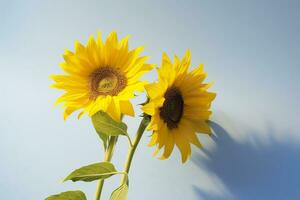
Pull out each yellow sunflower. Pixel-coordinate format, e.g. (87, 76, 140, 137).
(142, 50, 216, 163)
(51, 31, 153, 121)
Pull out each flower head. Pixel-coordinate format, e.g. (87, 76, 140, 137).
(142, 50, 216, 163)
(51, 31, 153, 121)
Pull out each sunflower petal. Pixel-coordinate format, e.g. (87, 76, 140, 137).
(119, 100, 135, 117)
(174, 130, 191, 163)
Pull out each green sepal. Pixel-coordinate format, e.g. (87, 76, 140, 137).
(63, 162, 118, 182)
(139, 96, 150, 106)
(45, 190, 86, 200)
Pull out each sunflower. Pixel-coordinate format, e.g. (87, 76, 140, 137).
(142, 50, 216, 163)
(51, 31, 153, 121)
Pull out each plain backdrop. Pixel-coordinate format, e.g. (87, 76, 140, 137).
(0, 0, 299, 200)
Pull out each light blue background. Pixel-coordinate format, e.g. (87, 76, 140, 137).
(1, 0, 299, 199)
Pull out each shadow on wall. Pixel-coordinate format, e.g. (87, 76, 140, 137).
(192, 121, 300, 200)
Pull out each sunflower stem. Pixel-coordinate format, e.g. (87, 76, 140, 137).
(94, 136, 118, 200)
(127, 135, 133, 147)
(120, 116, 150, 184)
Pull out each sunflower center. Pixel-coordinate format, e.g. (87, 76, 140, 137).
(160, 87, 184, 129)
(89, 67, 127, 99)
(98, 75, 118, 93)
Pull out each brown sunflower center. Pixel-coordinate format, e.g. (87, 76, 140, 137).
(159, 87, 184, 129)
(89, 67, 127, 99)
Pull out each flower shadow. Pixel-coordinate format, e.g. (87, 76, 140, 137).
(191, 121, 300, 200)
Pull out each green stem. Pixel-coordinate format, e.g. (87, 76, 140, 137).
(120, 116, 149, 184)
(94, 136, 118, 200)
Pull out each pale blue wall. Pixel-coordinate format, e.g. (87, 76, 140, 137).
(0, 0, 299, 199)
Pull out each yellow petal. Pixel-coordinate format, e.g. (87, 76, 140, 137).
(174, 130, 191, 163)
(126, 56, 150, 77)
(63, 107, 78, 120)
(118, 81, 147, 100)
(74, 41, 85, 55)
(191, 120, 212, 135)
(148, 132, 158, 147)
(186, 130, 202, 148)
(105, 31, 118, 48)
(89, 96, 112, 116)
(184, 107, 212, 120)
(159, 131, 175, 160)
(156, 123, 168, 148)
(122, 46, 144, 72)
(87, 35, 99, 66)
(106, 97, 121, 121)
(119, 100, 135, 117)
(152, 147, 162, 157)
(118, 35, 129, 52)
(174, 54, 181, 68)
(147, 112, 163, 131)
(77, 111, 85, 119)
(180, 49, 191, 73)
(144, 83, 162, 99)
(162, 52, 172, 67)
(190, 64, 205, 76)
(141, 102, 156, 115)
(53, 92, 88, 106)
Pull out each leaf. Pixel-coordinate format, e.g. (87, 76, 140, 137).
(91, 111, 128, 137)
(63, 162, 118, 182)
(96, 129, 109, 150)
(109, 184, 129, 200)
(45, 190, 86, 200)
(92, 111, 133, 148)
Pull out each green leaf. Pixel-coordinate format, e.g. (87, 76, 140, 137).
(96, 129, 109, 150)
(109, 184, 129, 200)
(45, 190, 87, 200)
(92, 111, 133, 148)
(91, 111, 128, 137)
(63, 162, 118, 182)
